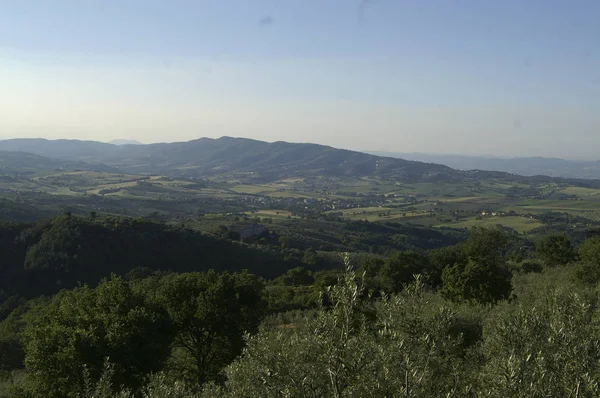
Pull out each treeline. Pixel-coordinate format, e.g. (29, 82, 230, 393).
(258, 218, 466, 254)
(266, 227, 520, 312)
(0, 199, 48, 223)
(0, 214, 299, 306)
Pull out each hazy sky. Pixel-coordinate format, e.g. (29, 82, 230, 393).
(1, 1, 599, 158)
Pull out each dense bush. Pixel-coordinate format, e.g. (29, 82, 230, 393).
(576, 235, 600, 284)
(22, 276, 173, 397)
(535, 234, 576, 266)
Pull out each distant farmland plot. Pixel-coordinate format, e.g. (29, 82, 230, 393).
(559, 186, 600, 197)
(246, 209, 297, 219)
(230, 184, 277, 194)
(508, 199, 600, 215)
(438, 216, 543, 233)
(266, 190, 324, 199)
(335, 206, 422, 222)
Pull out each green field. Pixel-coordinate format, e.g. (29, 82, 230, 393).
(3, 167, 600, 237)
(559, 186, 600, 197)
(438, 216, 544, 234)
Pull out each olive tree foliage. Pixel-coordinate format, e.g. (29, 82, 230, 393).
(206, 254, 374, 398)
(481, 289, 600, 397)
(75, 366, 198, 398)
(203, 254, 482, 397)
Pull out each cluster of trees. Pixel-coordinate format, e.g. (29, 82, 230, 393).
(2, 220, 600, 396)
(1, 271, 265, 397)
(266, 228, 516, 312)
(270, 218, 465, 254)
(0, 214, 301, 302)
(264, 228, 599, 314)
(206, 260, 600, 397)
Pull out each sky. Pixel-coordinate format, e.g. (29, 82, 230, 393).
(1, 0, 599, 159)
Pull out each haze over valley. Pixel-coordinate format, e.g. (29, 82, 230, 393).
(370, 151, 600, 180)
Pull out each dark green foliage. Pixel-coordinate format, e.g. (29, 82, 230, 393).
(0, 295, 25, 322)
(147, 271, 266, 386)
(357, 257, 385, 292)
(441, 228, 512, 304)
(278, 235, 290, 250)
(0, 304, 28, 373)
(379, 250, 429, 293)
(0, 338, 23, 372)
(535, 234, 576, 266)
(313, 269, 343, 290)
(221, 230, 240, 241)
(0, 222, 35, 301)
(272, 218, 464, 255)
(22, 276, 173, 397)
(0, 215, 296, 299)
(273, 267, 314, 286)
(265, 285, 318, 312)
(442, 259, 512, 304)
(124, 266, 158, 282)
(0, 199, 48, 222)
(576, 236, 600, 284)
(428, 245, 468, 287)
(301, 248, 317, 265)
(519, 260, 544, 273)
(0, 300, 35, 373)
(463, 226, 510, 264)
(446, 316, 483, 354)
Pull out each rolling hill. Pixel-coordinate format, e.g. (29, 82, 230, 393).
(2, 137, 600, 187)
(0, 137, 462, 183)
(0, 151, 118, 174)
(369, 151, 600, 180)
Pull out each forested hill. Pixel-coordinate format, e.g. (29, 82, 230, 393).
(0, 214, 298, 301)
(0, 137, 463, 183)
(4, 137, 600, 187)
(0, 151, 118, 174)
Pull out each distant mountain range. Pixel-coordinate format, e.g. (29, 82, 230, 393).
(368, 151, 600, 180)
(1, 137, 600, 186)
